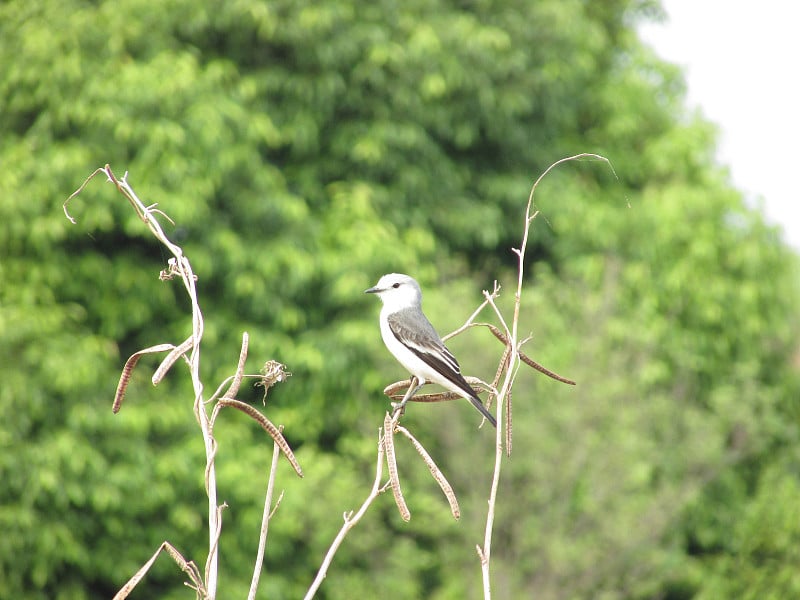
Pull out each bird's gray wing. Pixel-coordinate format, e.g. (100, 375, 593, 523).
(388, 308, 497, 428)
(387, 308, 464, 383)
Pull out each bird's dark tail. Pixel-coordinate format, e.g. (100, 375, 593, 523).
(468, 393, 497, 428)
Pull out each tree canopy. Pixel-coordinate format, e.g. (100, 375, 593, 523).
(1, 0, 799, 598)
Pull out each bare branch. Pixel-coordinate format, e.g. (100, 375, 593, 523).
(269, 491, 285, 520)
(477, 153, 611, 597)
(225, 332, 249, 400)
(304, 430, 388, 600)
(112, 541, 205, 600)
(63, 167, 110, 224)
(248, 436, 283, 600)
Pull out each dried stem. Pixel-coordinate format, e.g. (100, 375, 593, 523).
(66, 165, 260, 599)
(111, 541, 205, 600)
(303, 430, 389, 600)
(225, 332, 250, 399)
(441, 281, 500, 342)
(248, 436, 283, 600)
(478, 153, 609, 598)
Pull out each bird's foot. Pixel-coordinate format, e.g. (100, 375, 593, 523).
(390, 401, 407, 419)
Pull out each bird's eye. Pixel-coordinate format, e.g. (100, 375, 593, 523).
(392, 282, 400, 288)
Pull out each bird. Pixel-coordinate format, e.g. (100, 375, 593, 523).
(365, 273, 497, 427)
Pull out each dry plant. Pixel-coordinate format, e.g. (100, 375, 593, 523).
(304, 154, 610, 600)
(65, 154, 608, 599)
(64, 166, 302, 600)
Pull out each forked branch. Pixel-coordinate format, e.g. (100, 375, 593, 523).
(66, 166, 300, 600)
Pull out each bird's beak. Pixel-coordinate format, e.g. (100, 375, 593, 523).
(364, 285, 380, 294)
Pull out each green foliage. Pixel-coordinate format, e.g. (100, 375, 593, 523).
(1, 0, 799, 598)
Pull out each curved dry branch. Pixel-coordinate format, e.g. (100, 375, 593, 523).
(396, 425, 460, 520)
(112, 344, 176, 413)
(383, 413, 410, 521)
(383, 377, 494, 403)
(112, 541, 204, 600)
(474, 322, 577, 385)
(152, 336, 194, 386)
(214, 397, 303, 478)
(224, 332, 249, 400)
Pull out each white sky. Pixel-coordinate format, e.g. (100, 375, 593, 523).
(638, 1, 800, 250)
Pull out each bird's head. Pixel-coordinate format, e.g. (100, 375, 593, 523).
(365, 273, 423, 311)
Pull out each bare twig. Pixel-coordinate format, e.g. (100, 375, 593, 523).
(112, 541, 205, 600)
(63, 167, 108, 224)
(224, 332, 249, 400)
(303, 430, 389, 600)
(248, 436, 283, 600)
(441, 280, 500, 342)
(478, 153, 610, 598)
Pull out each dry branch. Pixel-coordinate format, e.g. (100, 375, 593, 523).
(303, 430, 389, 600)
(212, 397, 303, 478)
(477, 152, 611, 599)
(113, 344, 177, 413)
(396, 425, 460, 520)
(248, 437, 283, 600)
(384, 413, 410, 521)
(112, 541, 204, 600)
(67, 165, 303, 599)
(476, 322, 576, 385)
